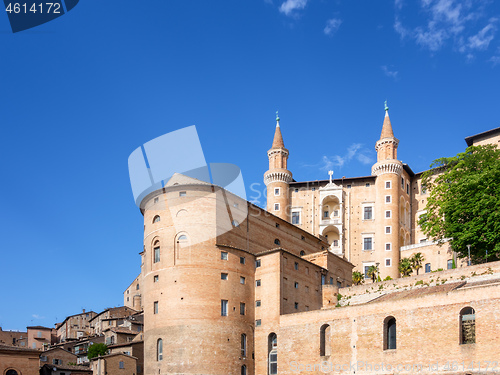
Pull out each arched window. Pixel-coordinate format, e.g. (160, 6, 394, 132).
(274, 239, 280, 246)
(384, 317, 396, 350)
(320, 324, 331, 356)
(268, 333, 277, 375)
(300, 250, 305, 256)
(153, 215, 161, 223)
(241, 365, 247, 375)
(241, 333, 247, 357)
(157, 339, 163, 361)
(178, 235, 188, 241)
(153, 240, 160, 263)
(460, 307, 476, 344)
(6, 370, 19, 375)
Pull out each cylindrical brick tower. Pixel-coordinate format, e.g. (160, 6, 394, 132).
(141, 179, 255, 374)
(264, 113, 292, 221)
(372, 104, 402, 279)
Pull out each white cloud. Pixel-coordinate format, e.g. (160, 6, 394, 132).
(394, 0, 498, 59)
(32, 314, 45, 319)
(381, 65, 399, 80)
(324, 18, 342, 36)
(279, 0, 308, 16)
(489, 53, 500, 66)
(319, 143, 373, 171)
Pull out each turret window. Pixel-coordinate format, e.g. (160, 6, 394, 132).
(274, 239, 281, 246)
(386, 210, 391, 218)
(385, 195, 391, 203)
(274, 188, 280, 196)
(274, 203, 280, 211)
(385, 181, 391, 189)
(153, 215, 160, 223)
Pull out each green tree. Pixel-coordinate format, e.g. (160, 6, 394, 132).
(419, 145, 500, 263)
(87, 343, 108, 360)
(398, 257, 413, 277)
(352, 271, 364, 285)
(366, 265, 379, 283)
(411, 252, 425, 275)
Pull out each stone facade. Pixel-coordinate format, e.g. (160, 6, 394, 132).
(123, 275, 142, 311)
(0, 345, 40, 375)
(56, 310, 96, 342)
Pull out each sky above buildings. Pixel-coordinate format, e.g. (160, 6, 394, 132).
(0, 0, 499, 331)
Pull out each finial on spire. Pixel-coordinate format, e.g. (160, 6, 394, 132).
(384, 100, 389, 112)
(328, 170, 334, 184)
(276, 110, 280, 123)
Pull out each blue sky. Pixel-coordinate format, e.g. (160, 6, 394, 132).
(0, 0, 499, 331)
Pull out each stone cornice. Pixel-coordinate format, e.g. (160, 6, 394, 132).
(371, 161, 403, 176)
(264, 171, 293, 186)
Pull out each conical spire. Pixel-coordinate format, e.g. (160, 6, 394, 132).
(380, 101, 394, 139)
(272, 111, 285, 148)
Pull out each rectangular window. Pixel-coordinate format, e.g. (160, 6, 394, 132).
(385, 226, 391, 234)
(256, 279, 261, 287)
(346, 184, 351, 189)
(321, 274, 326, 285)
(274, 188, 280, 196)
(294, 188, 299, 193)
(305, 286, 309, 293)
(256, 300, 261, 307)
(329, 277, 333, 284)
(363, 206, 373, 220)
(385, 195, 391, 203)
(385, 258, 391, 267)
(274, 203, 280, 211)
(255, 259, 261, 268)
(240, 256, 245, 264)
(119, 361, 124, 369)
(401, 177, 404, 188)
(154, 301, 158, 314)
(406, 183, 410, 194)
(221, 251, 228, 260)
(447, 259, 454, 269)
(292, 211, 300, 224)
(179, 191, 186, 197)
(154, 197, 159, 203)
(386, 210, 391, 218)
(333, 210, 339, 217)
(221, 300, 228, 316)
(365, 183, 370, 187)
(294, 262, 299, 270)
(363, 237, 373, 250)
(364, 266, 371, 279)
(323, 210, 329, 218)
(240, 302, 245, 315)
(294, 282, 299, 289)
(221, 273, 228, 280)
(294, 302, 299, 309)
(385, 243, 391, 251)
(425, 263, 431, 273)
(337, 281, 342, 288)
(422, 184, 427, 194)
(154, 247, 160, 263)
(154, 275, 159, 282)
(240, 276, 245, 284)
(385, 181, 391, 189)
(255, 319, 261, 327)
(333, 240, 338, 247)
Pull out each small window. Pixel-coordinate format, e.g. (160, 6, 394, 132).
(460, 307, 476, 344)
(385, 243, 391, 251)
(385, 258, 391, 267)
(385, 226, 391, 234)
(401, 177, 404, 188)
(240, 276, 245, 285)
(274, 188, 280, 196)
(154, 275, 159, 282)
(255, 259, 261, 268)
(292, 211, 300, 224)
(154, 246, 160, 263)
(221, 273, 228, 280)
(154, 197, 159, 203)
(255, 319, 261, 327)
(256, 279, 261, 287)
(385, 181, 391, 189)
(301, 235, 305, 240)
(221, 300, 228, 316)
(153, 215, 160, 223)
(385, 210, 391, 218)
(240, 256, 245, 264)
(241, 365, 247, 375)
(294, 282, 299, 289)
(300, 250, 305, 256)
(241, 333, 247, 357)
(294, 262, 299, 270)
(221, 251, 228, 260)
(240, 302, 246, 315)
(365, 183, 370, 187)
(363, 237, 373, 251)
(305, 286, 309, 293)
(320, 324, 331, 356)
(274, 203, 280, 211)
(119, 361, 124, 369)
(157, 339, 163, 361)
(406, 183, 410, 194)
(422, 184, 427, 194)
(346, 184, 351, 189)
(385, 195, 391, 203)
(384, 317, 397, 350)
(294, 302, 299, 309)
(179, 191, 186, 197)
(363, 207, 373, 220)
(333, 239, 338, 247)
(425, 263, 431, 273)
(333, 210, 339, 217)
(136, 283, 140, 290)
(294, 188, 299, 193)
(275, 223, 280, 228)
(154, 301, 158, 314)
(274, 239, 281, 246)
(323, 210, 329, 218)
(256, 300, 261, 307)
(337, 281, 342, 288)
(312, 187, 316, 191)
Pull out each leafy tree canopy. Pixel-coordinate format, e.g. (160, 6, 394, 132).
(419, 145, 500, 262)
(87, 343, 108, 360)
